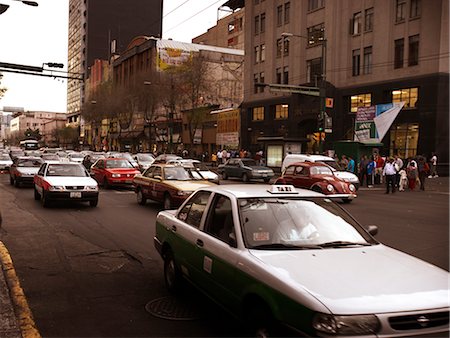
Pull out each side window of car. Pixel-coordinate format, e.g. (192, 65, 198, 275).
(178, 191, 211, 228)
(285, 166, 295, 175)
(38, 164, 46, 176)
(96, 161, 104, 169)
(144, 167, 155, 178)
(204, 195, 236, 245)
(153, 167, 162, 179)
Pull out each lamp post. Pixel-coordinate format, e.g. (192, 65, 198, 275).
(281, 32, 327, 153)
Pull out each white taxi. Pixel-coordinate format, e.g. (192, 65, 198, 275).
(154, 184, 449, 337)
(34, 162, 99, 208)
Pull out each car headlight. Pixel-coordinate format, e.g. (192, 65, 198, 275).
(177, 190, 191, 196)
(49, 185, 65, 191)
(111, 173, 121, 178)
(86, 185, 98, 191)
(313, 313, 380, 335)
(326, 184, 335, 192)
(349, 184, 356, 192)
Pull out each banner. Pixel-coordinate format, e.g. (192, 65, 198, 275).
(354, 102, 404, 143)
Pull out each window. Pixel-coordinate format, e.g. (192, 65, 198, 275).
(254, 46, 260, 64)
(276, 38, 282, 58)
(284, 2, 290, 24)
(308, 0, 324, 11)
(396, 0, 406, 22)
(260, 13, 266, 33)
(277, 5, 283, 26)
(307, 23, 325, 45)
(254, 15, 260, 35)
(260, 44, 266, 62)
(394, 38, 404, 69)
(276, 68, 282, 84)
(204, 195, 235, 245)
(283, 66, 289, 84)
(253, 73, 259, 94)
(259, 72, 265, 90)
(252, 107, 264, 121)
(350, 93, 371, 113)
(408, 35, 419, 66)
(283, 38, 289, 56)
(392, 88, 418, 108)
(389, 123, 419, 158)
(352, 49, 360, 76)
(306, 58, 322, 83)
(267, 145, 283, 167)
(351, 12, 362, 35)
(410, 0, 421, 18)
(363, 46, 372, 74)
(177, 191, 211, 228)
(364, 7, 374, 31)
(275, 104, 289, 119)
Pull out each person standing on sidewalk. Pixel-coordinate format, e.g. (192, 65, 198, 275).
(417, 156, 430, 191)
(429, 152, 438, 178)
(393, 155, 403, 189)
(358, 155, 369, 187)
(382, 157, 397, 194)
(366, 155, 376, 187)
(407, 159, 418, 190)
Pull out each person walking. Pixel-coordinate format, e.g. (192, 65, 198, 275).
(347, 156, 356, 174)
(366, 156, 376, 187)
(429, 152, 438, 178)
(417, 156, 430, 191)
(382, 157, 397, 194)
(358, 155, 369, 187)
(393, 155, 404, 189)
(407, 159, 419, 190)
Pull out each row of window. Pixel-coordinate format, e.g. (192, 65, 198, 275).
(396, 0, 421, 22)
(250, 87, 419, 121)
(350, 8, 374, 35)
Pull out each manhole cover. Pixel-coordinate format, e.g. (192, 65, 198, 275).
(145, 296, 202, 321)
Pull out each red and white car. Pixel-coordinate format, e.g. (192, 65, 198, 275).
(34, 162, 99, 207)
(90, 158, 140, 188)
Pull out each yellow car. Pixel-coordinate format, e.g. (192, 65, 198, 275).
(132, 163, 216, 209)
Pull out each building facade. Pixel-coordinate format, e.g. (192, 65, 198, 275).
(241, 0, 449, 170)
(67, 0, 163, 118)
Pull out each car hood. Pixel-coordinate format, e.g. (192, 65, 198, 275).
(334, 170, 359, 181)
(164, 180, 215, 191)
(44, 176, 98, 186)
(106, 168, 140, 174)
(249, 244, 449, 314)
(16, 167, 40, 175)
(314, 174, 344, 182)
(0, 160, 12, 164)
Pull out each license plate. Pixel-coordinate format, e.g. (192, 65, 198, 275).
(125, 180, 132, 184)
(70, 192, 82, 198)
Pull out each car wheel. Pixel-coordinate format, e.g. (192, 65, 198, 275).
(246, 301, 276, 338)
(34, 187, 40, 200)
(163, 193, 172, 210)
(103, 178, 110, 189)
(163, 250, 182, 293)
(9, 176, 14, 185)
(342, 199, 352, 204)
(14, 178, 20, 188)
(89, 199, 98, 207)
(136, 188, 147, 205)
(242, 173, 249, 183)
(222, 171, 228, 180)
(41, 191, 50, 208)
(263, 178, 270, 183)
(312, 186, 322, 193)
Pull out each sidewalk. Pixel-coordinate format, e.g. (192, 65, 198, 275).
(0, 241, 40, 338)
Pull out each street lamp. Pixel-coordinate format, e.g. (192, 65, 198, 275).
(281, 31, 327, 153)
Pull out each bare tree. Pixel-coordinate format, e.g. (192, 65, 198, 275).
(0, 73, 7, 100)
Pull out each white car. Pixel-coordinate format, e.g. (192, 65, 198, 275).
(33, 162, 99, 207)
(167, 159, 220, 184)
(0, 154, 13, 171)
(154, 184, 449, 337)
(67, 152, 85, 163)
(282, 154, 360, 189)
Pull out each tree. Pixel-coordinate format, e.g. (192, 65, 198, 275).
(24, 128, 41, 141)
(52, 126, 79, 148)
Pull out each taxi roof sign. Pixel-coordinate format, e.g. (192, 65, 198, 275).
(268, 185, 298, 194)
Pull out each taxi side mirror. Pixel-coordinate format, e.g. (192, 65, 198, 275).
(366, 225, 378, 236)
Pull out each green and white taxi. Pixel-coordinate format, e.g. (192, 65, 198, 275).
(154, 184, 449, 337)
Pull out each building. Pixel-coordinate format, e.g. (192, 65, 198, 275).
(67, 0, 163, 121)
(0, 112, 12, 143)
(240, 0, 449, 170)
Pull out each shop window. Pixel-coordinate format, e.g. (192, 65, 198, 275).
(252, 107, 265, 121)
(275, 104, 289, 119)
(267, 145, 283, 167)
(389, 123, 419, 159)
(391, 87, 418, 108)
(350, 93, 371, 113)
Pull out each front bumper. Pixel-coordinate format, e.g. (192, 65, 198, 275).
(46, 191, 99, 202)
(108, 177, 135, 185)
(325, 193, 357, 200)
(250, 172, 274, 179)
(15, 175, 35, 184)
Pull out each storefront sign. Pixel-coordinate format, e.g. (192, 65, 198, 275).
(216, 132, 239, 148)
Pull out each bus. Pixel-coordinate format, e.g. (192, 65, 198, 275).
(19, 139, 39, 151)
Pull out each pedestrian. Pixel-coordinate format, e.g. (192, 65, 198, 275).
(358, 155, 369, 187)
(429, 152, 438, 178)
(222, 149, 228, 164)
(211, 152, 217, 167)
(407, 159, 418, 190)
(382, 157, 397, 194)
(417, 156, 430, 191)
(375, 154, 385, 184)
(340, 155, 349, 169)
(393, 155, 403, 189)
(347, 156, 355, 173)
(366, 156, 376, 187)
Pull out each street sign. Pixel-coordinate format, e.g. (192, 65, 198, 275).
(326, 97, 334, 108)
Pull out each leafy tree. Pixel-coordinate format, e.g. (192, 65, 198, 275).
(24, 128, 41, 141)
(52, 126, 79, 148)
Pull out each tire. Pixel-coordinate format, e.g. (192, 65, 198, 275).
(163, 193, 172, 210)
(342, 199, 352, 204)
(263, 178, 270, 183)
(312, 186, 322, 193)
(163, 250, 182, 293)
(222, 171, 228, 180)
(242, 173, 249, 183)
(9, 176, 14, 185)
(34, 187, 40, 200)
(246, 301, 276, 338)
(41, 191, 50, 208)
(89, 199, 98, 207)
(14, 178, 20, 188)
(103, 178, 110, 189)
(136, 188, 147, 205)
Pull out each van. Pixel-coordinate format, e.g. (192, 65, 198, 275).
(281, 154, 360, 189)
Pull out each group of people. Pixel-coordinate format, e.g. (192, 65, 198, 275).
(353, 152, 438, 194)
(211, 149, 261, 166)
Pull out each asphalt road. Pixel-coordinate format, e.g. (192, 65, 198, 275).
(0, 174, 448, 337)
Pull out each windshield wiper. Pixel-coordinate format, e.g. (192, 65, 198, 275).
(251, 243, 323, 250)
(318, 241, 371, 248)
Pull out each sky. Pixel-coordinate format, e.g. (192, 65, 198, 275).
(0, 0, 226, 113)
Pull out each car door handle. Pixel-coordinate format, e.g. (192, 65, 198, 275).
(171, 225, 177, 232)
(196, 239, 204, 247)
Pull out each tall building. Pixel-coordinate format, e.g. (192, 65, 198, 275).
(67, 0, 163, 117)
(241, 0, 449, 170)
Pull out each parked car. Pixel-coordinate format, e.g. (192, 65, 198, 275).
(67, 152, 84, 163)
(33, 162, 99, 208)
(134, 153, 155, 172)
(132, 163, 216, 209)
(0, 154, 13, 171)
(167, 159, 220, 184)
(218, 158, 274, 182)
(153, 154, 182, 163)
(275, 161, 357, 203)
(282, 154, 360, 189)
(41, 153, 61, 164)
(154, 184, 449, 337)
(9, 156, 43, 187)
(90, 158, 140, 188)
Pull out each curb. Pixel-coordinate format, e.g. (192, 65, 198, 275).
(0, 241, 41, 338)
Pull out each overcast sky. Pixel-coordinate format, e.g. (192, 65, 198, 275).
(0, 0, 225, 113)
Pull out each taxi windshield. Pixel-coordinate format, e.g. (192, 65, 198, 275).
(46, 164, 88, 177)
(163, 167, 192, 180)
(239, 198, 375, 249)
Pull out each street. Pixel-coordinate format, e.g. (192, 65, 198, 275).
(0, 174, 448, 337)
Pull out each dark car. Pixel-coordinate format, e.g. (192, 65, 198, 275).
(218, 158, 274, 182)
(9, 156, 43, 187)
(275, 161, 357, 203)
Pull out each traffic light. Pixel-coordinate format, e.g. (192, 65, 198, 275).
(318, 112, 324, 132)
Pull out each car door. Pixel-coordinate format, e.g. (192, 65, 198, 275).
(34, 163, 48, 195)
(91, 160, 104, 183)
(228, 159, 239, 178)
(293, 165, 311, 189)
(139, 167, 155, 199)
